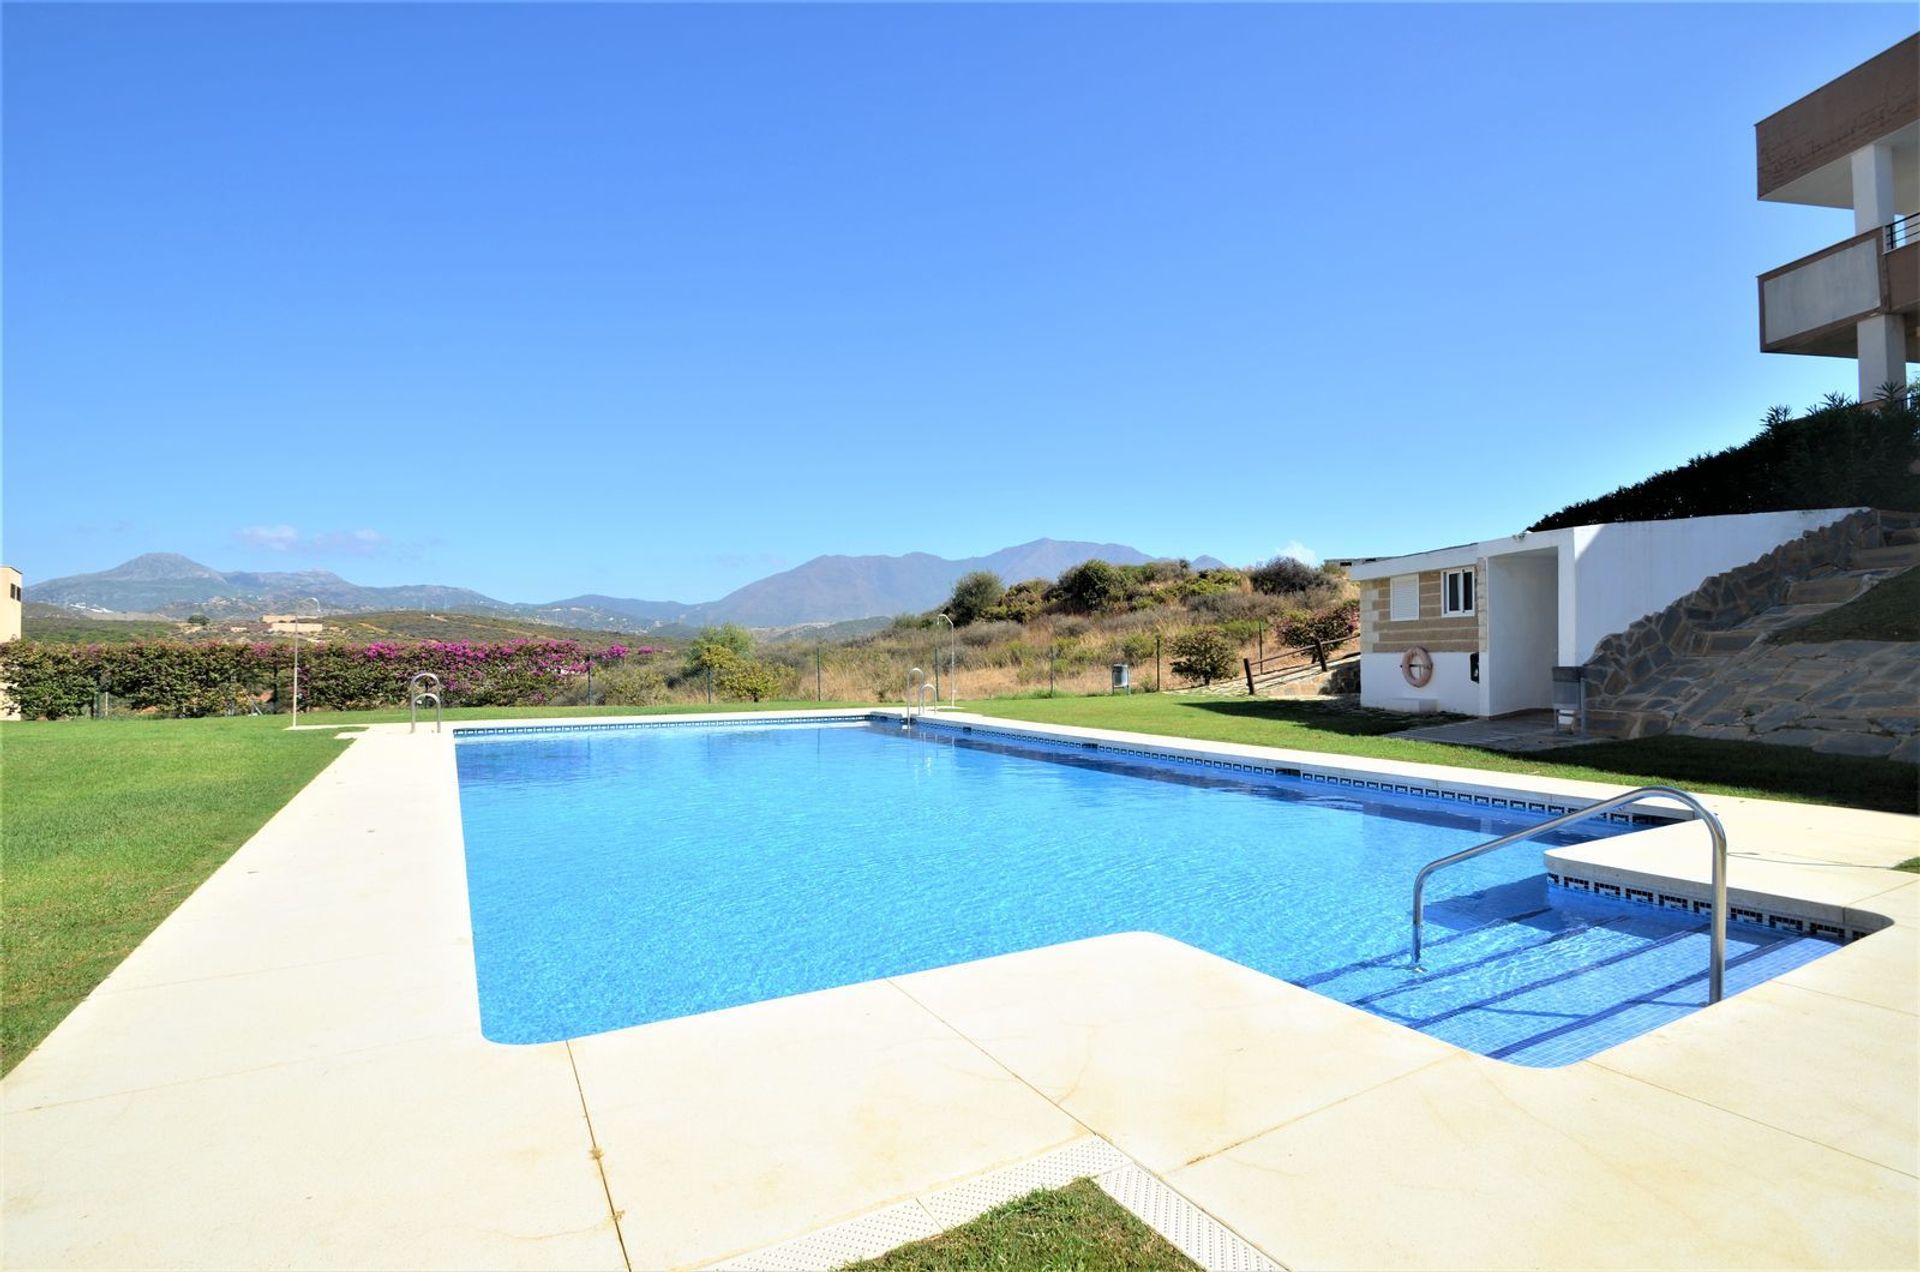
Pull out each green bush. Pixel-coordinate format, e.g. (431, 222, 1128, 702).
(682, 624, 754, 678)
(1248, 555, 1322, 595)
(707, 648, 785, 702)
(944, 571, 1006, 626)
(587, 661, 669, 706)
(1168, 628, 1239, 685)
(0, 644, 99, 719)
(988, 579, 1051, 624)
(1532, 390, 1920, 530)
(1053, 560, 1126, 613)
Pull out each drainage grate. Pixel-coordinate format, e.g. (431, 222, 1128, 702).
(1096, 1163, 1280, 1272)
(919, 1137, 1129, 1227)
(707, 1200, 941, 1271)
(704, 1138, 1278, 1272)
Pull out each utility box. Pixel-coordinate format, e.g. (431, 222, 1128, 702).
(1111, 663, 1131, 694)
(1551, 665, 1586, 734)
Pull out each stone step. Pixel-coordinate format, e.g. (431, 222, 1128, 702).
(1785, 574, 1871, 605)
(1851, 543, 1920, 570)
(1690, 629, 1765, 655)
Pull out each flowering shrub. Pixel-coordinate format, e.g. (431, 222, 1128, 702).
(0, 638, 649, 719)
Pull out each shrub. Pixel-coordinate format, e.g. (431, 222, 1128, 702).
(0, 637, 635, 716)
(682, 624, 753, 677)
(989, 579, 1050, 624)
(1053, 560, 1126, 613)
(1249, 555, 1323, 595)
(1168, 628, 1238, 685)
(707, 648, 785, 702)
(0, 643, 99, 719)
(1176, 568, 1247, 600)
(1276, 598, 1360, 648)
(944, 571, 1005, 626)
(583, 660, 668, 706)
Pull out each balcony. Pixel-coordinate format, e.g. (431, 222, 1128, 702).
(1759, 213, 1920, 357)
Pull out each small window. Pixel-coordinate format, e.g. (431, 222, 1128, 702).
(1388, 574, 1419, 621)
(1442, 567, 1475, 617)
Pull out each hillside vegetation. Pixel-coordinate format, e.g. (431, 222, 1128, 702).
(1532, 389, 1919, 531)
(5, 555, 1355, 716)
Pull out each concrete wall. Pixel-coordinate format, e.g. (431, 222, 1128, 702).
(1360, 651, 1480, 715)
(1761, 237, 1882, 344)
(1486, 553, 1557, 716)
(1565, 510, 1857, 662)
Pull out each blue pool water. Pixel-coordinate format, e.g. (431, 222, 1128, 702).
(454, 719, 1838, 1064)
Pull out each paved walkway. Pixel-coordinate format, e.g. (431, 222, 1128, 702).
(1396, 708, 1577, 753)
(4, 711, 1914, 1270)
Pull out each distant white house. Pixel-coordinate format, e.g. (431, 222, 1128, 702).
(1348, 509, 1860, 716)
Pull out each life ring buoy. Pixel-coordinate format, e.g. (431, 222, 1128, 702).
(1401, 646, 1434, 688)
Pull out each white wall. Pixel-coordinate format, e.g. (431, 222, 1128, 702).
(1361, 651, 1481, 715)
(1760, 238, 1881, 344)
(1565, 509, 1857, 661)
(1486, 553, 1557, 715)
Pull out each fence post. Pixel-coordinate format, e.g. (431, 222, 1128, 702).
(1244, 657, 1257, 696)
(1155, 634, 1162, 692)
(816, 643, 822, 701)
(1048, 647, 1056, 697)
(1312, 637, 1327, 671)
(706, 665, 713, 704)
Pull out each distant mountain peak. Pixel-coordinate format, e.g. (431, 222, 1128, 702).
(27, 538, 1226, 631)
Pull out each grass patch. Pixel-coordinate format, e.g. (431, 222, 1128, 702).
(842, 1178, 1198, 1272)
(963, 694, 1920, 815)
(1895, 857, 1920, 873)
(0, 716, 350, 1073)
(1771, 567, 1920, 644)
(0, 699, 867, 1073)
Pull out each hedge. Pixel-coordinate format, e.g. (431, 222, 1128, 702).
(0, 638, 647, 720)
(1531, 390, 1920, 532)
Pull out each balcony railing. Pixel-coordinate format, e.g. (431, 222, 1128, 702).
(1886, 212, 1918, 251)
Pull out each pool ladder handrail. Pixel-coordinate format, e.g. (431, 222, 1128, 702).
(408, 671, 443, 734)
(1409, 785, 1727, 1004)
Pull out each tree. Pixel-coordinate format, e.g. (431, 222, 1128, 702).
(683, 623, 754, 677)
(1248, 555, 1322, 596)
(186, 614, 210, 627)
(1054, 560, 1125, 613)
(708, 647, 784, 702)
(1168, 627, 1238, 686)
(944, 571, 1005, 626)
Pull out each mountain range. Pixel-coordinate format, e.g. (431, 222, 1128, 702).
(28, 540, 1229, 631)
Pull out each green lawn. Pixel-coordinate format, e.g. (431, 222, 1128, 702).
(843, 1179, 1198, 1272)
(962, 694, 1920, 815)
(0, 699, 860, 1073)
(1772, 567, 1920, 644)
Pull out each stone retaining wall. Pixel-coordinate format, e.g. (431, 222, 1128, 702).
(1584, 510, 1882, 701)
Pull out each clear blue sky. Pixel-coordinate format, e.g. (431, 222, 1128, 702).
(5, 3, 1914, 603)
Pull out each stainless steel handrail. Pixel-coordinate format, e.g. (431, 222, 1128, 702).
(408, 672, 443, 734)
(1410, 785, 1727, 1003)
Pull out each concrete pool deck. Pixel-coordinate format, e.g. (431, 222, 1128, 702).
(2, 708, 1914, 1270)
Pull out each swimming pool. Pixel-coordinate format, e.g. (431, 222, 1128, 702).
(454, 717, 1838, 1065)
